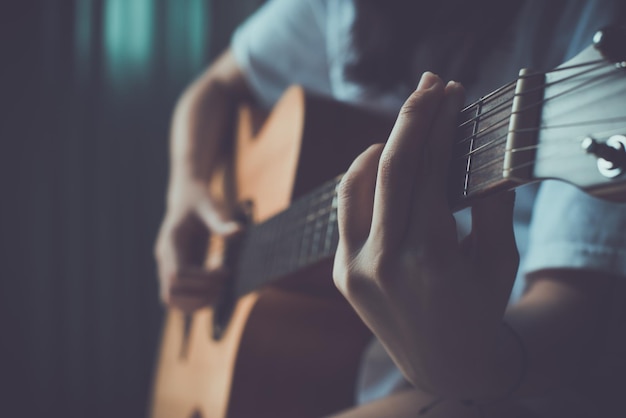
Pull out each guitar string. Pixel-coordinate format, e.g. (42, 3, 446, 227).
(295, 119, 624, 240)
(246, 59, 613, 243)
(244, 116, 626, 275)
(244, 119, 626, 275)
(458, 57, 607, 119)
(249, 113, 626, 273)
(240, 60, 624, 275)
(458, 60, 609, 133)
(456, 64, 609, 154)
(237, 181, 340, 282)
(455, 64, 613, 154)
(292, 111, 626, 253)
(446, 67, 619, 197)
(454, 112, 626, 166)
(280, 111, 626, 262)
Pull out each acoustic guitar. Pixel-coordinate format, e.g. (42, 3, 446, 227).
(150, 28, 626, 418)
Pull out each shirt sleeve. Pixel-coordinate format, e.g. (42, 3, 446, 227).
(231, 0, 332, 108)
(521, 180, 626, 276)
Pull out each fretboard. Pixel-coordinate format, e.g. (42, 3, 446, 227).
(233, 71, 545, 297)
(234, 176, 342, 296)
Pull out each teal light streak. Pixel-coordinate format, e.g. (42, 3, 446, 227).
(104, 0, 155, 86)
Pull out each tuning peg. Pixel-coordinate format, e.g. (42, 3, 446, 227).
(581, 135, 626, 178)
(593, 26, 626, 66)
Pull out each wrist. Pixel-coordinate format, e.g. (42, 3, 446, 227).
(422, 321, 526, 402)
(460, 321, 527, 403)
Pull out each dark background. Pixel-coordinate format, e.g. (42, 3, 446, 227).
(0, 1, 263, 417)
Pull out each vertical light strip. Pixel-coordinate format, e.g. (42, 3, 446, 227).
(104, 0, 155, 87)
(188, 0, 209, 72)
(166, 0, 209, 83)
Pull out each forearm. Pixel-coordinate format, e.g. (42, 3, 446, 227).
(170, 81, 235, 182)
(168, 50, 251, 187)
(416, 270, 614, 402)
(500, 272, 612, 397)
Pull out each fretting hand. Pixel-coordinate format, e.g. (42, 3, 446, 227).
(333, 72, 519, 399)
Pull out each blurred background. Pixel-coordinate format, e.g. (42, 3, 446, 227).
(0, 1, 263, 417)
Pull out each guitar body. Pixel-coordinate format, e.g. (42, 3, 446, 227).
(151, 86, 395, 418)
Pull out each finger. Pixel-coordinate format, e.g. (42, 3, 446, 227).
(407, 81, 466, 250)
(167, 267, 229, 308)
(169, 294, 212, 313)
(471, 190, 519, 281)
(171, 214, 210, 265)
(196, 195, 241, 236)
(370, 72, 445, 249)
(424, 81, 466, 193)
(336, 144, 385, 253)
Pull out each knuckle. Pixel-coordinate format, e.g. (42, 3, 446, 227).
(332, 247, 352, 292)
(333, 249, 368, 297)
(376, 150, 399, 186)
(338, 143, 384, 201)
(370, 251, 396, 285)
(336, 172, 358, 202)
(398, 90, 429, 117)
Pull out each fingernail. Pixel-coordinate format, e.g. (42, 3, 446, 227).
(446, 80, 463, 90)
(417, 71, 438, 90)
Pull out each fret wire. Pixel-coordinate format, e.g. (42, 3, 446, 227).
(247, 193, 298, 278)
(458, 113, 626, 178)
(459, 83, 517, 129)
(460, 79, 518, 116)
(249, 85, 623, 270)
(324, 193, 338, 257)
(458, 60, 605, 143)
(517, 61, 607, 102)
(305, 187, 325, 261)
(453, 65, 614, 164)
(302, 183, 337, 262)
(467, 154, 505, 176)
(457, 102, 512, 146)
(310, 197, 322, 260)
(464, 104, 479, 195)
(236, 179, 339, 289)
(457, 58, 605, 125)
(294, 180, 337, 266)
(459, 115, 626, 178)
(237, 59, 617, 288)
(455, 126, 509, 160)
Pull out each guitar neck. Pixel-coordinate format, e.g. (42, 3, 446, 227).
(234, 34, 626, 295)
(232, 71, 547, 297)
(234, 175, 341, 296)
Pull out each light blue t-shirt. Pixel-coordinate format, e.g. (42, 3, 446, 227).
(231, 0, 626, 414)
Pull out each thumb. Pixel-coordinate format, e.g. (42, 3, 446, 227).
(470, 190, 519, 280)
(196, 194, 241, 236)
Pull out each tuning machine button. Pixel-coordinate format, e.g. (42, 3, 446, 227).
(593, 26, 626, 67)
(581, 135, 626, 178)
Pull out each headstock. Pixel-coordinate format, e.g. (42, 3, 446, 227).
(532, 27, 626, 201)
